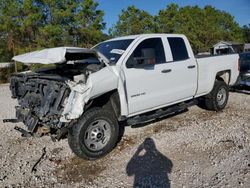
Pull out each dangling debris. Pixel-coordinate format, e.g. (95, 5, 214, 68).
(31, 147, 46, 173)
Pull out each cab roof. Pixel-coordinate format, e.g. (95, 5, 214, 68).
(106, 33, 185, 42)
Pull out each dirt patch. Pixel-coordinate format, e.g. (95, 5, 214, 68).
(55, 156, 108, 185)
(217, 139, 237, 150)
(1, 85, 250, 187)
(143, 109, 219, 136)
(152, 123, 178, 134)
(115, 135, 137, 152)
(51, 147, 63, 155)
(54, 136, 138, 185)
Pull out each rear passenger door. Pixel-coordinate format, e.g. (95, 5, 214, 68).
(161, 37, 197, 103)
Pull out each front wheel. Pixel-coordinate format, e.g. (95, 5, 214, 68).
(68, 107, 119, 160)
(198, 80, 229, 111)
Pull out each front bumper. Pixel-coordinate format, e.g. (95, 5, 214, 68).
(15, 106, 38, 132)
(10, 73, 70, 132)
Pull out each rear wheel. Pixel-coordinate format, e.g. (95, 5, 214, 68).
(68, 107, 119, 160)
(198, 80, 229, 111)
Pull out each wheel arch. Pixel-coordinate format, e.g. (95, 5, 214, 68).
(86, 89, 122, 121)
(215, 70, 231, 84)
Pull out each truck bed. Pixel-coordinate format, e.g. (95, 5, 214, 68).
(195, 53, 239, 97)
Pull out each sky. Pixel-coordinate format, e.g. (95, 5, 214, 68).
(97, 0, 250, 33)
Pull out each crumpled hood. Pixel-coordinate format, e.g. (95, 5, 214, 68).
(12, 47, 97, 64)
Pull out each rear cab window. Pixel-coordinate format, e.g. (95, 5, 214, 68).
(167, 37, 189, 61)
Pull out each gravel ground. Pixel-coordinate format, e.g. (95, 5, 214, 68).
(0, 83, 249, 187)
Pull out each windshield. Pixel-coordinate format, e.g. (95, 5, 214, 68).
(94, 39, 134, 63)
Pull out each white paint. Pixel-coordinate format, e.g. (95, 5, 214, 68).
(120, 35, 198, 114)
(12, 47, 94, 64)
(14, 34, 239, 122)
(61, 34, 239, 120)
(196, 54, 239, 96)
(60, 66, 119, 122)
(60, 80, 92, 122)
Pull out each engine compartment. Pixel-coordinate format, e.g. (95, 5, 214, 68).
(36, 62, 103, 81)
(10, 62, 104, 133)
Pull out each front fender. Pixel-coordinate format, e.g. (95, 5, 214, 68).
(60, 66, 128, 122)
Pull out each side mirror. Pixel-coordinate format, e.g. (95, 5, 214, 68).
(134, 48, 156, 67)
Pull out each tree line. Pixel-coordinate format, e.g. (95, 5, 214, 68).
(109, 4, 249, 54)
(0, 0, 250, 62)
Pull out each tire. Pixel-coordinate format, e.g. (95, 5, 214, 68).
(68, 107, 119, 160)
(198, 80, 229, 111)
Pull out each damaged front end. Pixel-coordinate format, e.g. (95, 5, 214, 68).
(8, 47, 107, 138)
(10, 73, 71, 133)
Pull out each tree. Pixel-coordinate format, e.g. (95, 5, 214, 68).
(155, 4, 243, 53)
(36, 0, 79, 47)
(0, 0, 106, 61)
(155, 3, 179, 33)
(242, 24, 250, 43)
(0, 1, 246, 62)
(173, 5, 219, 53)
(111, 4, 243, 53)
(0, 0, 22, 56)
(19, 0, 45, 52)
(0, 34, 13, 62)
(109, 6, 156, 36)
(74, 0, 106, 47)
(37, 0, 106, 48)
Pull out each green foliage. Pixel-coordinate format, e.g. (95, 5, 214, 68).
(0, 40, 12, 62)
(111, 4, 244, 53)
(155, 4, 179, 33)
(74, 0, 106, 47)
(242, 24, 250, 43)
(0, 1, 248, 65)
(0, 0, 106, 61)
(0, 62, 28, 83)
(0, 65, 15, 83)
(109, 6, 156, 36)
(172, 5, 243, 52)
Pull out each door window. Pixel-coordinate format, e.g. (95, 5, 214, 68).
(167, 37, 189, 61)
(126, 38, 166, 68)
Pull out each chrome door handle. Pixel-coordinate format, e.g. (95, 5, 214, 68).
(161, 69, 172, 73)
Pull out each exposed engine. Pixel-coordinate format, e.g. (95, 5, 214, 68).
(10, 63, 103, 133)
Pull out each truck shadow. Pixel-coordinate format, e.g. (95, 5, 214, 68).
(126, 137, 173, 188)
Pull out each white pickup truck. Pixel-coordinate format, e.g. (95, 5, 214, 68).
(8, 34, 239, 159)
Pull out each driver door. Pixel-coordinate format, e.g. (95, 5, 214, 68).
(123, 37, 170, 115)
